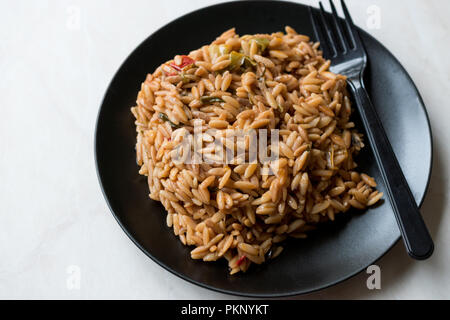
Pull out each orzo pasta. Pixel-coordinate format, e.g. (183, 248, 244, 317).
(131, 27, 383, 274)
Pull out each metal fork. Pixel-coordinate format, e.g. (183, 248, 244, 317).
(309, 0, 434, 260)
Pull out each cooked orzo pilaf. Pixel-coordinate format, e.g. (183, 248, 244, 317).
(131, 27, 383, 274)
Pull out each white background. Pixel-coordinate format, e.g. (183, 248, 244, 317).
(1, 0, 449, 299)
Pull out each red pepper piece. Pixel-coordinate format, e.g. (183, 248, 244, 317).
(169, 55, 195, 72)
(169, 64, 182, 72)
(236, 255, 246, 266)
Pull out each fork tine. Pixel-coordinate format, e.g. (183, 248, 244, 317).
(340, 0, 362, 48)
(308, 6, 332, 59)
(318, 2, 337, 57)
(329, 0, 349, 52)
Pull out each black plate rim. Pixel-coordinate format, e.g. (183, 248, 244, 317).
(94, 0, 434, 298)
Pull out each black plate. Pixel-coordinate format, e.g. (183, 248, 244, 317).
(95, 0, 432, 297)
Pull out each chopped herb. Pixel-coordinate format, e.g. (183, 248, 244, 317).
(159, 113, 182, 129)
(200, 96, 225, 104)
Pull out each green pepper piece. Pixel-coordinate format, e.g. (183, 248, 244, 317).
(243, 55, 257, 69)
(209, 44, 231, 61)
(180, 73, 190, 84)
(209, 45, 220, 61)
(252, 38, 270, 53)
(219, 44, 231, 56)
(229, 51, 246, 71)
(229, 51, 257, 71)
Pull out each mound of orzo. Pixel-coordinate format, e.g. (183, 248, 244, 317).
(131, 27, 383, 274)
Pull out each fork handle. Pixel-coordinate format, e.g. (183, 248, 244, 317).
(348, 80, 434, 260)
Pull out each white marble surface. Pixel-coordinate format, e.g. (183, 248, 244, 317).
(0, 0, 449, 300)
